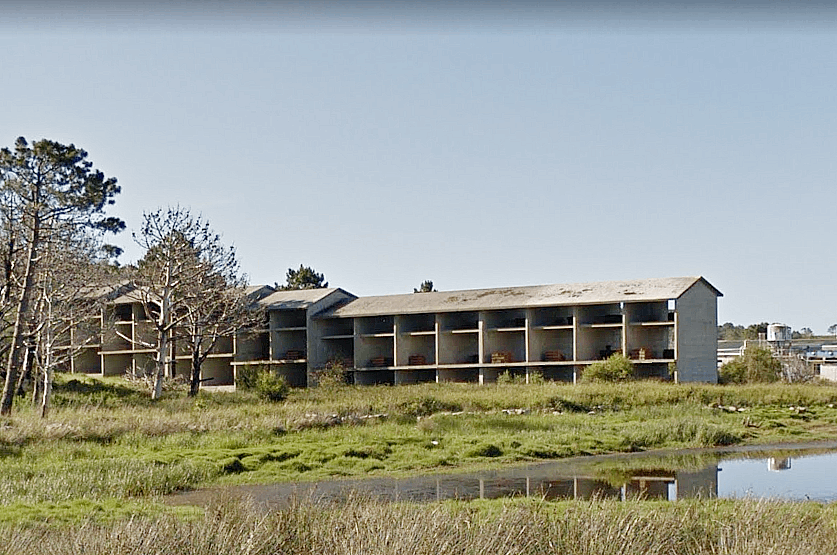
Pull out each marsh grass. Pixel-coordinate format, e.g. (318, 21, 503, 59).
(1, 495, 836, 554)
(1, 375, 837, 511)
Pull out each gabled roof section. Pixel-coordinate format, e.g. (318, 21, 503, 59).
(80, 279, 134, 302)
(258, 288, 354, 311)
(244, 284, 276, 302)
(321, 277, 721, 318)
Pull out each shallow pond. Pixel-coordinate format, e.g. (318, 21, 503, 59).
(167, 441, 837, 509)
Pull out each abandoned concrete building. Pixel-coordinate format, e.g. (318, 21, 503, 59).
(68, 276, 721, 387)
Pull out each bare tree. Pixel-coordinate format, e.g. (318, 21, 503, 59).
(0, 138, 122, 415)
(133, 207, 255, 399)
(31, 229, 117, 417)
(781, 355, 818, 384)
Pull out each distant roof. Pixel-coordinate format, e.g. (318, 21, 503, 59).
(258, 287, 352, 310)
(245, 284, 275, 296)
(109, 284, 276, 306)
(109, 287, 145, 305)
(80, 279, 133, 301)
(322, 277, 721, 318)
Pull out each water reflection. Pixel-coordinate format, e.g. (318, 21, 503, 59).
(768, 457, 791, 471)
(719, 451, 837, 502)
(167, 443, 837, 509)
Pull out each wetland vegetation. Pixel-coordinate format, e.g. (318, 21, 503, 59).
(1, 374, 836, 551)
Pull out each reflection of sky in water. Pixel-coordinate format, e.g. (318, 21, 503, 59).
(718, 453, 837, 502)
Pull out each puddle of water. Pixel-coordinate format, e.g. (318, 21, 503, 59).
(166, 442, 837, 509)
(719, 452, 837, 502)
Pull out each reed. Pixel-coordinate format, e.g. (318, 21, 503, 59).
(0, 495, 835, 555)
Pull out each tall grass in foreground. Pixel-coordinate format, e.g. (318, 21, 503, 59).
(1, 496, 835, 555)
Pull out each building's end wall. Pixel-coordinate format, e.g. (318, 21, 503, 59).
(675, 281, 719, 383)
(819, 363, 837, 382)
(307, 290, 358, 383)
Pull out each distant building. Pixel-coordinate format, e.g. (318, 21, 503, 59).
(68, 276, 721, 388)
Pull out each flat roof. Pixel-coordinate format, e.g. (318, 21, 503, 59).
(320, 277, 721, 318)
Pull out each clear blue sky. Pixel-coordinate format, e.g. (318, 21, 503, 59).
(2, 2, 836, 332)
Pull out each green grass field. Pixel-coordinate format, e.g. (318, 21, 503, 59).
(1, 374, 836, 526)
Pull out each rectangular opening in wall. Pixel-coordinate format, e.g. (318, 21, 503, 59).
(627, 326, 674, 361)
(274, 363, 308, 388)
(112, 304, 132, 322)
(484, 309, 526, 330)
(397, 332, 436, 366)
(102, 323, 132, 351)
(72, 348, 101, 374)
(440, 311, 479, 332)
(358, 316, 394, 336)
(530, 307, 574, 328)
(236, 328, 270, 361)
(354, 369, 394, 385)
(399, 313, 435, 334)
(438, 367, 479, 383)
(577, 327, 622, 361)
(484, 326, 525, 364)
(272, 309, 307, 329)
(394, 369, 436, 385)
(537, 366, 574, 383)
(438, 331, 478, 365)
(319, 318, 353, 337)
(626, 301, 668, 324)
(578, 304, 622, 326)
(632, 362, 673, 381)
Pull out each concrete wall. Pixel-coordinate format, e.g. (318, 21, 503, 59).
(307, 291, 357, 372)
(675, 281, 719, 383)
(819, 363, 837, 382)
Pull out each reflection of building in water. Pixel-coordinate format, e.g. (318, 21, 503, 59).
(168, 461, 721, 509)
(768, 457, 791, 471)
(392, 464, 720, 503)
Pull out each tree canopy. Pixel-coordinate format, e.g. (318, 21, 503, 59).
(279, 265, 327, 290)
(133, 207, 254, 398)
(413, 280, 436, 293)
(0, 137, 123, 415)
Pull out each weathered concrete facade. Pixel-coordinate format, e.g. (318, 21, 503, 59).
(70, 276, 720, 388)
(315, 276, 722, 385)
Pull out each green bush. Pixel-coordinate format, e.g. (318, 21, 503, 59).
(497, 370, 545, 385)
(255, 372, 289, 402)
(719, 346, 782, 384)
(235, 364, 266, 390)
(313, 360, 350, 389)
(398, 396, 462, 417)
(581, 354, 634, 383)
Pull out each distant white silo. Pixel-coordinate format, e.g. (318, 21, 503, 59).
(767, 323, 792, 343)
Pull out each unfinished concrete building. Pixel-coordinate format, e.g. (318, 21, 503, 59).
(311, 276, 721, 385)
(69, 276, 720, 387)
(230, 287, 356, 387)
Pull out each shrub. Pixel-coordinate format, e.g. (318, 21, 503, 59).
(254, 371, 289, 402)
(719, 346, 782, 384)
(497, 370, 545, 385)
(399, 396, 462, 417)
(465, 443, 503, 457)
(581, 354, 634, 383)
(497, 371, 526, 385)
(313, 360, 350, 389)
(235, 363, 266, 390)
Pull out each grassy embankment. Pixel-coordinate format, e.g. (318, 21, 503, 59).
(1, 374, 836, 523)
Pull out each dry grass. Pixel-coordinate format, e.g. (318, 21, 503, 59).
(0, 495, 835, 555)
